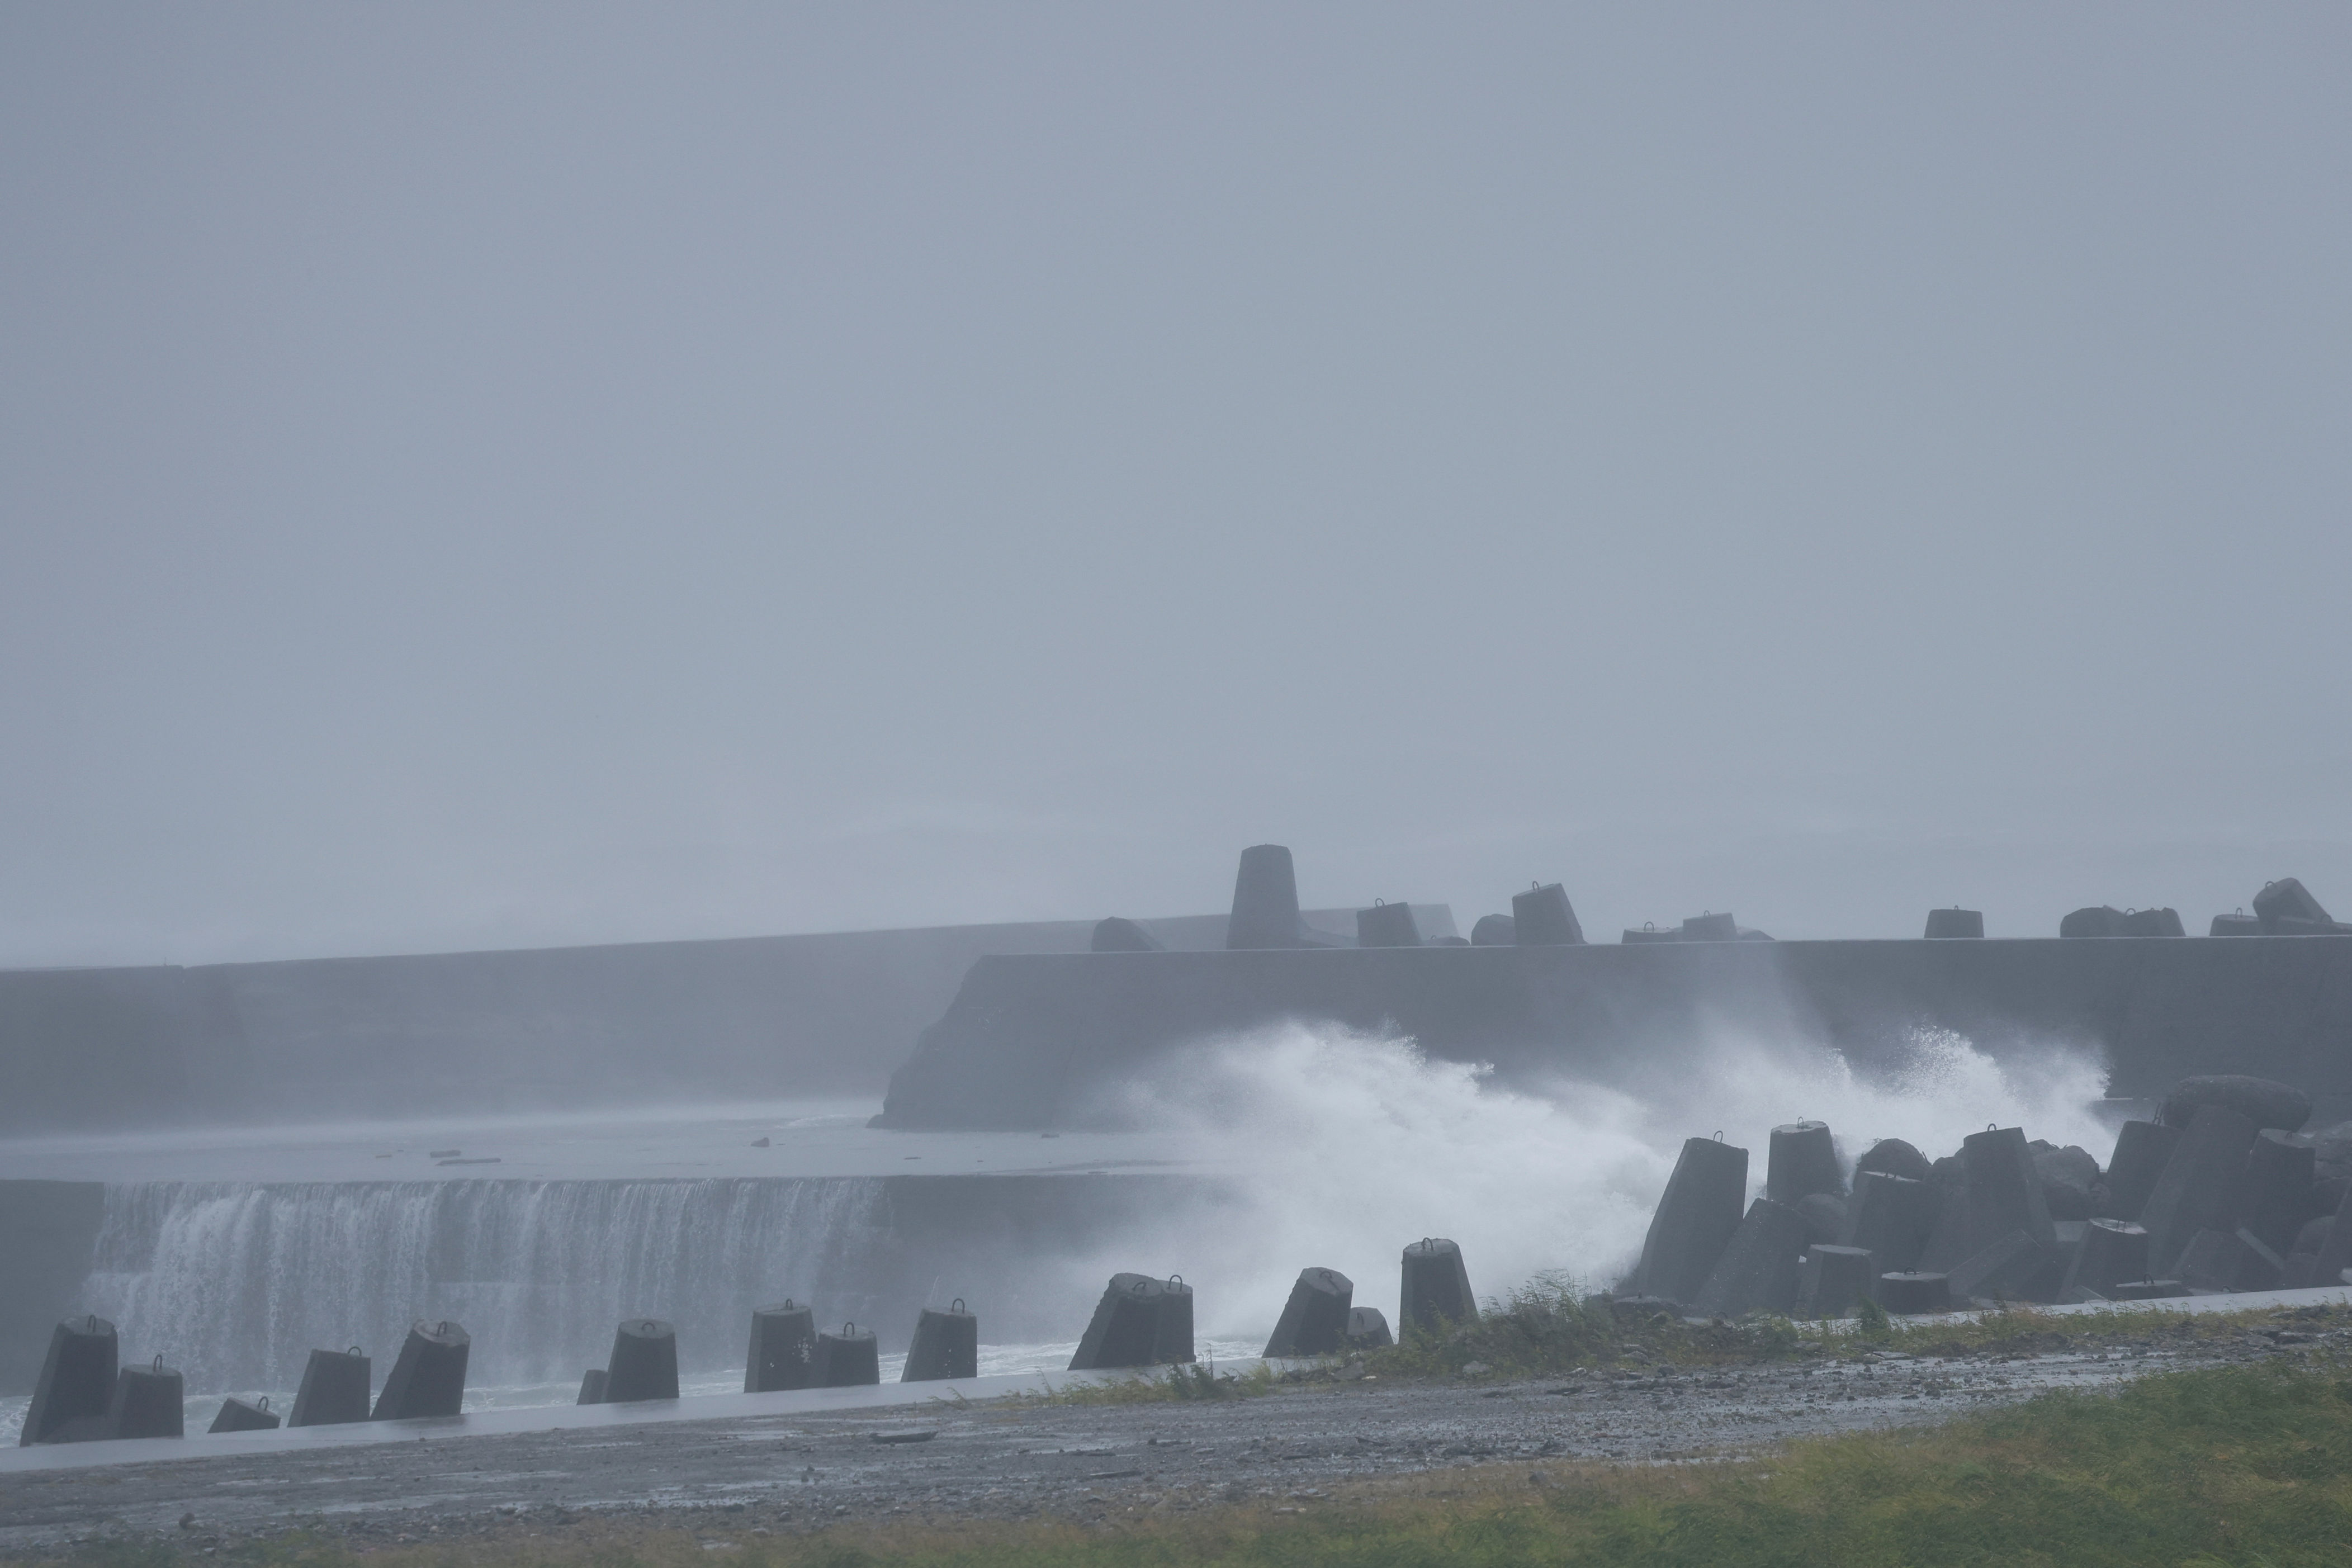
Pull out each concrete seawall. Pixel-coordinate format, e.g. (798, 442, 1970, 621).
(876, 937, 2352, 1129)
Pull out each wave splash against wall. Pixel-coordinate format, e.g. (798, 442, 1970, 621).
(75, 1178, 888, 1394)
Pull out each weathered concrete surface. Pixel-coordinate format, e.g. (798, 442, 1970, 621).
(878, 937, 2352, 1129)
(4, 1313, 2342, 1557)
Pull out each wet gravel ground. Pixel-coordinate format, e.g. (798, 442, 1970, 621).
(3, 1324, 2341, 1558)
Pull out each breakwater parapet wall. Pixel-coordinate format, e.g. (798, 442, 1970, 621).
(877, 936, 2352, 1130)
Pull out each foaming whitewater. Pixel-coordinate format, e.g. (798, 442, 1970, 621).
(74, 1178, 887, 1395)
(1080, 1019, 2111, 1342)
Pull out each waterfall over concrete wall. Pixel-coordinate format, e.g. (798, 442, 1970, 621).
(75, 1179, 888, 1393)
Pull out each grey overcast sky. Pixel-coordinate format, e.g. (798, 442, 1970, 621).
(3, 3, 2348, 967)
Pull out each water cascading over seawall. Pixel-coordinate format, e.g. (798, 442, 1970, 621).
(75, 1179, 889, 1394)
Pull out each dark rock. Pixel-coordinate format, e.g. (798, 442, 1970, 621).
(2142, 1105, 2261, 1272)
(1691, 1198, 1807, 1318)
(2101, 1121, 2183, 1221)
(1854, 1139, 1935, 1185)
(2033, 1143, 2102, 1221)
(1629, 1136, 1748, 1304)
(1356, 901, 1422, 949)
(1262, 1268, 1354, 1358)
(902, 1301, 979, 1382)
(370, 1321, 469, 1421)
(1799, 1245, 1877, 1319)
(1400, 1239, 1476, 1334)
(1469, 915, 1516, 946)
(1511, 884, 1584, 946)
(1090, 918, 1164, 953)
(2160, 1076, 2311, 1133)
(1924, 908, 1984, 939)
(288, 1348, 371, 1427)
(2060, 906, 2128, 939)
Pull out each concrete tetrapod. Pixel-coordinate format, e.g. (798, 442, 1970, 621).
(1692, 1198, 1807, 1319)
(1795, 1193, 1848, 1248)
(2064, 1219, 2151, 1299)
(1947, 1230, 2046, 1304)
(1511, 883, 1584, 946)
(1960, 1127, 2057, 1254)
(2254, 877, 2333, 932)
(746, 1300, 817, 1392)
(1089, 917, 1164, 953)
(1923, 908, 1984, 939)
(2176, 1229, 2275, 1293)
(1071, 1276, 1191, 1370)
(21, 1316, 117, 1446)
(813, 1323, 881, 1387)
(370, 1321, 470, 1421)
(110, 1358, 184, 1439)
(1767, 1121, 1844, 1206)
(2141, 1105, 2261, 1272)
(605, 1319, 679, 1403)
(1876, 1272, 1952, 1315)
(2108, 1281, 2188, 1301)
(2242, 1130, 2316, 1256)
(1345, 1307, 1393, 1349)
(901, 1301, 979, 1382)
(1843, 1171, 1941, 1273)
(1681, 912, 1739, 942)
(1263, 1268, 1354, 1358)
(576, 1369, 608, 1405)
(2312, 1183, 2352, 1288)
(1799, 1245, 1876, 1320)
(1630, 1136, 1748, 1306)
(208, 1396, 280, 1434)
(1226, 845, 1325, 950)
(1400, 1239, 1478, 1335)
(2102, 1121, 2183, 1221)
(1356, 901, 1422, 948)
(288, 1348, 371, 1427)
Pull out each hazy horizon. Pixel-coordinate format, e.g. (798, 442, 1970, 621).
(5, 4, 2348, 968)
